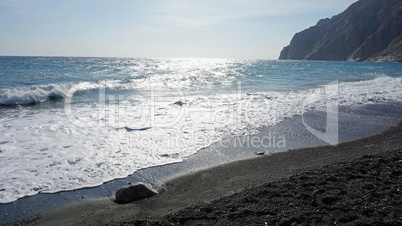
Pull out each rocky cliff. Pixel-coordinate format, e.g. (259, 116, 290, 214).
(279, 0, 402, 62)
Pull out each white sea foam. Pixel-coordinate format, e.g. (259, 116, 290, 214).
(0, 80, 133, 106)
(0, 84, 67, 105)
(0, 75, 401, 203)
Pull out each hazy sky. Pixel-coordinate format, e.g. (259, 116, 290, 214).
(0, 0, 358, 59)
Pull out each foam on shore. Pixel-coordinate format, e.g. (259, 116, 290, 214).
(0, 76, 401, 204)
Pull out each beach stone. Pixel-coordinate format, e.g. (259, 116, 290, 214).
(174, 101, 185, 106)
(115, 182, 158, 204)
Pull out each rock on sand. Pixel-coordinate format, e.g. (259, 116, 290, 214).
(115, 182, 158, 204)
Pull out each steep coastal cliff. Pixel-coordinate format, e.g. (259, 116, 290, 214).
(279, 0, 402, 62)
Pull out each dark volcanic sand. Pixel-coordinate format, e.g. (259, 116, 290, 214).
(31, 122, 402, 226)
(130, 149, 401, 225)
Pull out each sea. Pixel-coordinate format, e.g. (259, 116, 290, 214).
(0, 56, 402, 205)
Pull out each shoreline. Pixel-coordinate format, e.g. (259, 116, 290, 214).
(1, 102, 401, 225)
(143, 149, 402, 225)
(30, 118, 402, 225)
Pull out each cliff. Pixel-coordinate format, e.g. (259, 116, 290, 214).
(279, 0, 402, 62)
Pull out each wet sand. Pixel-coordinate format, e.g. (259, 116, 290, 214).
(144, 148, 401, 225)
(30, 121, 402, 225)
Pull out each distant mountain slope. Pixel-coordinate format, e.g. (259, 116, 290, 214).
(279, 0, 402, 62)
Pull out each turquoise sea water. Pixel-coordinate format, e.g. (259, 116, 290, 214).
(0, 56, 401, 203)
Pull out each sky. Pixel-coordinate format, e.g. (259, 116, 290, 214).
(0, 0, 358, 59)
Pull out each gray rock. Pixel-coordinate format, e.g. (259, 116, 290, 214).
(115, 182, 158, 204)
(279, 0, 402, 62)
(174, 101, 185, 106)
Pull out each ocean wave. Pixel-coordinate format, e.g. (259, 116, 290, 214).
(0, 75, 401, 203)
(0, 80, 128, 106)
(0, 84, 67, 105)
(338, 75, 402, 105)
